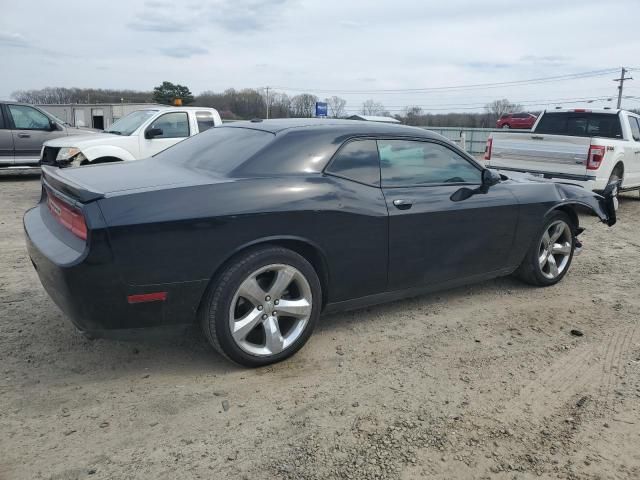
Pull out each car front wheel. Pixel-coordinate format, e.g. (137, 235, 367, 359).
(200, 246, 321, 367)
(515, 211, 575, 286)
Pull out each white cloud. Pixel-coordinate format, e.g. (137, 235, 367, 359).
(0, 32, 30, 48)
(0, 0, 639, 111)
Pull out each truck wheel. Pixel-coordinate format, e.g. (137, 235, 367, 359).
(515, 211, 575, 287)
(607, 166, 623, 198)
(608, 167, 622, 185)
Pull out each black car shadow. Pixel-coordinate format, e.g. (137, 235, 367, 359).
(14, 275, 529, 385)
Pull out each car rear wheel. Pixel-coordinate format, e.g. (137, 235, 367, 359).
(515, 211, 575, 286)
(200, 246, 321, 367)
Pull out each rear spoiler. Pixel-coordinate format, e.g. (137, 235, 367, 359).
(41, 165, 105, 203)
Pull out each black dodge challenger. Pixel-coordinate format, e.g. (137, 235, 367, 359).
(24, 119, 617, 366)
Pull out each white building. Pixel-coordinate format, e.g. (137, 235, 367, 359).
(37, 103, 164, 130)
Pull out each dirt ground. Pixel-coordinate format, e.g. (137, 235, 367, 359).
(1, 173, 639, 480)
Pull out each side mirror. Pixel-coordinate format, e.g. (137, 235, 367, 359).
(482, 168, 501, 187)
(145, 127, 163, 139)
(450, 187, 475, 202)
(49, 120, 60, 131)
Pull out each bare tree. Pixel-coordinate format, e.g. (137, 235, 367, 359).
(269, 92, 292, 118)
(484, 99, 523, 118)
(291, 94, 318, 118)
(12, 87, 154, 104)
(361, 99, 386, 116)
(403, 106, 424, 126)
(257, 89, 291, 118)
(326, 96, 347, 118)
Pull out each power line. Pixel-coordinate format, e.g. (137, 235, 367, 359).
(340, 96, 618, 114)
(338, 95, 615, 110)
(271, 68, 619, 94)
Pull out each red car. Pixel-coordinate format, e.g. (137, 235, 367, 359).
(496, 112, 537, 129)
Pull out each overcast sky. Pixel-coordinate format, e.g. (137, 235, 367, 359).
(2, 0, 639, 113)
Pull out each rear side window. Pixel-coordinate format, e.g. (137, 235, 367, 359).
(326, 139, 380, 185)
(379, 139, 481, 187)
(629, 117, 640, 141)
(155, 126, 274, 175)
(196, 111, 215, 133)
(535, 112, 623, 139)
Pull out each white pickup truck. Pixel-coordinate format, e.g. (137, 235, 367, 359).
(40, 106, 222, 167)
(485, 108, 640, 194)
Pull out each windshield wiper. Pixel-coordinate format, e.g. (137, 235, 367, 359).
(105, 130, 122, 135)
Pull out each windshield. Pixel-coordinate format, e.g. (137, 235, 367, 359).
(105, 110, 158, 135)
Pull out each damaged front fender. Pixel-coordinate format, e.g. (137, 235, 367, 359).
(554, 181, 618, 227)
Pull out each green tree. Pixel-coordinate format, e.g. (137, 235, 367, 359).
(152, 81, 194, 105)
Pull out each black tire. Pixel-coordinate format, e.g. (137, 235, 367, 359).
(200, 246, 321, 367)
(607, 165, 623, 193)
(515, 211, 576, 287)
(89, 156, 123, 165)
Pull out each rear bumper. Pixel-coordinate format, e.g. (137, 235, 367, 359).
(24, 205, 206, 335)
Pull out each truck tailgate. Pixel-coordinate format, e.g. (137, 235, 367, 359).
(488, 133, 591, 177)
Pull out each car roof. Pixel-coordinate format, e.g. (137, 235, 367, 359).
(544, 108, 621, 114)
(222, 118, 441, 138)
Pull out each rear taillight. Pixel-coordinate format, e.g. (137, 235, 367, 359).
(586, 144, 606, 170)
(46, 194, 87, 240)
(484, 138, 493, 161)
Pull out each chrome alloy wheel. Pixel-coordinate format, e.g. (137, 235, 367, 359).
(538, 220, 572, 280)
(229, 264, 313, 357)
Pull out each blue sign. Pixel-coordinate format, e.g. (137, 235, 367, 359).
(315, 102, 328, 117)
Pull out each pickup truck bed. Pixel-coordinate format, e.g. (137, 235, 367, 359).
(485, 109, 640, 193)
(488, 132, 594, 181)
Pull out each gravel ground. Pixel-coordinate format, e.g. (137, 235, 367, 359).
(1, 174, 639, 480)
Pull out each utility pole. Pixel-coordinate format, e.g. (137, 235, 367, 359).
(265, 86, 270, 119)
(614, 67, 633, 109)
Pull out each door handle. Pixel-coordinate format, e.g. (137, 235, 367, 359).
(393, 199, 413, 210)
(17, 133, 31, 138)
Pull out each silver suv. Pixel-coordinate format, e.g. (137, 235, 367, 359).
(0, 102, 96, 168)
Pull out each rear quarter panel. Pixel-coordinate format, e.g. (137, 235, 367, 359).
(97, 175, 389, 304)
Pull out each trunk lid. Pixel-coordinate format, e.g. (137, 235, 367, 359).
(43, 158, 225, 198)
(487, 132, 591, 177)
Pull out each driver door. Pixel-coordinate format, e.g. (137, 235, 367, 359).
(379, 138, 519, 290)
(7, 105, 63, 165)
(141, 111, 190, 157)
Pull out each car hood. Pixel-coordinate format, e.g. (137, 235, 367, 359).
(45, 132, 124, 148)
(44, 158, 231, 200)
(66, 125, 101, 135)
